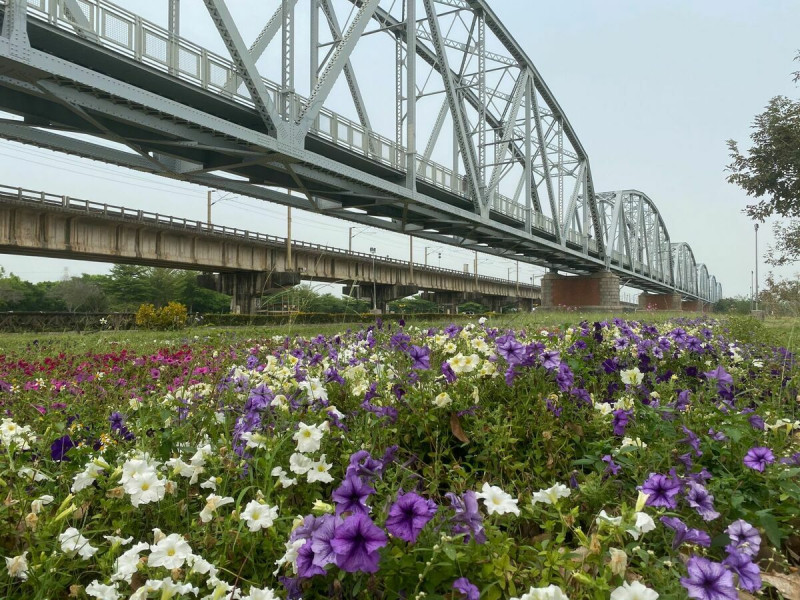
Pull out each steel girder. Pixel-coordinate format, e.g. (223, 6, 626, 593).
(0, 0, 720, 300)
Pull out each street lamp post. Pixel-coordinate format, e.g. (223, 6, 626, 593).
(370, 247, 377, 313)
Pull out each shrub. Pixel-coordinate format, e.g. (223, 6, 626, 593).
(135, 301, 188, 330)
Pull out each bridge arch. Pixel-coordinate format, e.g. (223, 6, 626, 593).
(672, 243, 698, 296)
(597, 190, 673, 286)
(697, 264, 710, 300)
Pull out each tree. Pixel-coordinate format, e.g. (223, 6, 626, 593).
(48, 277, 107, 312)
(388, 295, 440, 314)
(726, 52, 800, 265)
(759, 273, 800, 316)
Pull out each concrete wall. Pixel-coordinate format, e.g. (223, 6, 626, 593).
(638, 292, 682, 311)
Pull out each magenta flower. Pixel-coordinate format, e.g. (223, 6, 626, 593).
(680, 555, 738, 600)
(384, 491, 437, 543)
(743, 446, 774, 472)
(640, 473, 682, 508)
(330, 513, 387, 573)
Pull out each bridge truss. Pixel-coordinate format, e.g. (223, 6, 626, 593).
(0, 0, 721, 302)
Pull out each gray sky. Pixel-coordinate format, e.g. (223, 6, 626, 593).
(1, 0, 798, 298)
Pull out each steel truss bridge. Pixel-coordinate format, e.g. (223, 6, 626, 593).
(0, 0, 721, 303)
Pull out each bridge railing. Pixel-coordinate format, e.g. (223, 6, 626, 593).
(0, 184, 538, 290)
(15, 0, 561, 234)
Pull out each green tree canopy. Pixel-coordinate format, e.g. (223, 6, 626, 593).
(727, 52, 800, 265)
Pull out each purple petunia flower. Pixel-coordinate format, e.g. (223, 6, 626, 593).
(602, 455, 621, 476)
(330, 513, 387, 573)
(408, 345, 431, 370)
(612, 409, 632, 436)
(540, 350, 561, 371)
(686, 482, 720, 521)
(680, 555, 738, 600)
(50, 434, 75, 462)
(743, 446, 774, 472)
(332, 475, 375, 516)
(385, 491, 438, 543)
(703, 365, 733, 386)
(296, 540, 326, 578)
(453, 577, 480, 600)
(660, 516, 712, 549)
(640, 473, 682, 509)
(495, 335, 525, 365)
(725, 519, 761, 557)
(446, 490, 486, 544)
(310, 514, 342, 567)
(441, 361, 457, 384)
(722, 551, 762, 593)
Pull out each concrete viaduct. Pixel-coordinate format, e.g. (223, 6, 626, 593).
(0, 185, 539, 313)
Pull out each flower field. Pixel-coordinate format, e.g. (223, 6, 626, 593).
(1, 317, 799, 599)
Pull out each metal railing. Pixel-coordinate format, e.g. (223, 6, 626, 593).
(0, 184, 539, 290)
(11, 0, 565, 235)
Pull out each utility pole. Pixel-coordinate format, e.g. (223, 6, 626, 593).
(474, 250, 478, 289)
(349, 227, 353, 252)
(409, 236, 414, 280)
(754, 223, 759, 312)
(516, 261, 519, 295)
(207, 190, 212, 226)
(287, 206, 292, 269)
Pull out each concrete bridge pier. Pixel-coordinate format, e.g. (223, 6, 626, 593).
(219, 271, 301, 314)
(682, 299, 708, 313)
(540, 271, 620, 311)
(638, 292, 683, 311)
(344, 283, 418, 314)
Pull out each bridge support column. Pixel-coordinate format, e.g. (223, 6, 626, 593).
(682, 299, 707, 313)
(638, 292, 682, 311)
(344, 284, 418, 314)
(219, 271, 301, 314)
(540, 271, 620, 311)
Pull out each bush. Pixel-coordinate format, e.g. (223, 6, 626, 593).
(135, 301, 188, 330)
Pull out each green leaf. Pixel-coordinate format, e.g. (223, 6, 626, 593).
(758, 511, 784, 549)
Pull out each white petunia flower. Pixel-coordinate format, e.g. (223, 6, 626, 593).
(5, 552, 28, 580)
(620, 367, 644, 386)
(610, 580, 659, 600)
(103, 535, 133, 546)
(72, 458, 109, 493)
(475, 482, 520, 516)
(0, 418, 34, 449)
(148, 533, 193, 569)
(31, 494, 54, 514)
(596, 510, 623, 527)
(241, 500, 279, 532)
(59, 527, 98, 559)
(271, 466, 298, 488)
(86, 580, 120, 600)
(199, 494, 234, 523)
(123, 469, 166, 508)
(242, 586, 279, 600)
(432, 392, 453, 408)
(531, 483, 571, 506)
(273, 539, 306, 576)
(513, 584, 570, 600)
(307, 455, 334, 483)
(200, 477, 219, 490)
(293, 422, 325, 453)
(288, 452, 314, 475)
(626, 512, 656, 540)
(111, 542, 150, 583)
(17, 467, 52, 482)
(240, 431, 268, 449)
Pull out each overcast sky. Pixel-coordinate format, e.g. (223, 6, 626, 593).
(0, 0, 797, 298)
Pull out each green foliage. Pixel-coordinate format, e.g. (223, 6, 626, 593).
(458, 301, 488, 314)
(135, 301, 188, 330)
(727, 53, 800, 265)
(262, 284, 370, 314)
(713, 296, 752, 315)
(389, 295, 440, 314)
